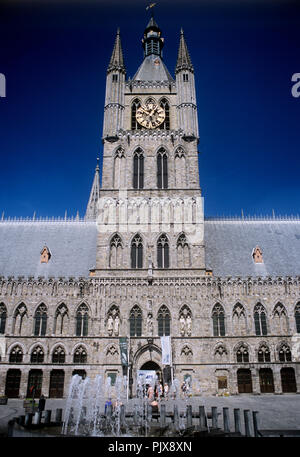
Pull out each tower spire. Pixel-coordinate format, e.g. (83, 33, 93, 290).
(175, 28, 193, 73)
(107, 28, 126, 74)
(85, 158, 100, 221)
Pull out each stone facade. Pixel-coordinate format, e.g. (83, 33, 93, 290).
(0, 18, 299, 399)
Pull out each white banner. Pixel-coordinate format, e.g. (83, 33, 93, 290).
(161, 336, 172, 365)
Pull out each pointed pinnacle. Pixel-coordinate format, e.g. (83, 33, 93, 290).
(176, 29, 193, 73)
(107, 28, 126, 73)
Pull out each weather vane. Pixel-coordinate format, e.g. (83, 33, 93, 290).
(146, 2, 157, 14)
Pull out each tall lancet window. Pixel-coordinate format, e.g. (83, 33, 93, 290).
(131, 234, 143, 269)
(76, 304, 89, 337)
(158, 305, 171, 336)
(34, 304, 47, 336)
(109, 234, 123, 268)
(114, 147, 126, 189)
(133, 148, 144, 189)
(159, 98, 170, 130)
(157, 148, 168, 189)
(175, 146, 186, 188)
(131, 99, 142, 130)
(157, 234, 169, 268)
(254, 304, 268, 336)
(176, 233, 190, 267)
(212, 304, 225, 337)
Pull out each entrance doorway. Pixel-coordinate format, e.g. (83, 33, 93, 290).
(140, 361, 162, 383)
(281, 367, 297, 393)
(259, 368, 275, 393)
(237, 369, 253, 393)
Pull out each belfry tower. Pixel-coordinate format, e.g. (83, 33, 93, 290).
(88, 16, 206, 278)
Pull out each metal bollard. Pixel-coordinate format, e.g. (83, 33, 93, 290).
(55, 408, 63, 423)
(223, 407, 230, 433)
(44, 410, 51, 424)
(7, 419, 15, 437)
(25, 413, 33, 427)
(186, 405, 193, 428)
(211, 406, 218, 429)
(120, 404, 125, 427)
(160, 404, 166, 427)
(33, 411, 41, 425)
(244, 409, 251, 437)
(199, 406, 207, 430)
(234, 408, 241, 434)
(252, 411, 259, 437)
(133, 404, 138, 425)
(173, 404, 180, 431)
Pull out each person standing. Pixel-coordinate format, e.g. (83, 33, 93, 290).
(38, 394, 46, 412)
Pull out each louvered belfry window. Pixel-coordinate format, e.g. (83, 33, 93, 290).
(157, 234, 169, 268)
(131, 234, 143, 269)
(133, 148, 144, 189)
(129, 306, 142, 337)
(158, 305, 170, 336)
(157, 148, 168, 189)
(131, 99, 142, 130)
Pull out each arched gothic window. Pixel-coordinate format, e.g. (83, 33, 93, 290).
(34, 304, 47, 336)
(214, 345, 228, 361)
(236, 344, 250, 363)
(129, 305, 142, 337)
(159, 98, 170, 130)
(73, 346, 87, 364)
(157, 148, 168, 189)
(31, 346, 44, 364)
(55, 304, 69, 336)
(278, 343, 292, 362)
(295, 303, 300, 333)
(232, 303, 247, 336)
(254, 304, 268, 336)
(0, 303, 7, 334)
(131, 99, 142, 130)
(258, 344, 271, 363)
(9, 346, 23, 363)
(158, 305, 171, 336)
(176, 234, 190, 267)
(273, 303, 288, 334)
(14, 303, 28, 336)
(212, 304, 225, 337)
(131, 234, 143, 269)
(109, 234, 123, 268)
(157, 234, 169, 268)
(52, 346, 66, 364)
(174, 147, 186, 188)
(133, 148, 144, 189)
(76, 304, 89, 337)
(114, 147, 126, 189)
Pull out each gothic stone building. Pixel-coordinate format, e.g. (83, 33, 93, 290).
(0, 17, 300, 399)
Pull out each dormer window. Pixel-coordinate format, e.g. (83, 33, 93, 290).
(252, 246, 263, 263)
(40, 246, 51, 263)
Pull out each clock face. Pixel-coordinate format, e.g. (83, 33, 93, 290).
(136, 102, 165, 129)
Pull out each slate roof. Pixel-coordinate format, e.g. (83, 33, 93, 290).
(132, 55, 174, 82)
(205, 219, 300, 277)
(0, 221, 97, 279)
(0, 219, 299, 279)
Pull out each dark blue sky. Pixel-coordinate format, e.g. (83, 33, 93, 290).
(0, 0, 299, 218)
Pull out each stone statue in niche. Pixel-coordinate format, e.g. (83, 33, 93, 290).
(147, 312, 153, 336)
(186, 314, 192, 336)
(179, 315, 186, 336)
(107, 315, 114, 336)
(114, 314, 120, 336)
